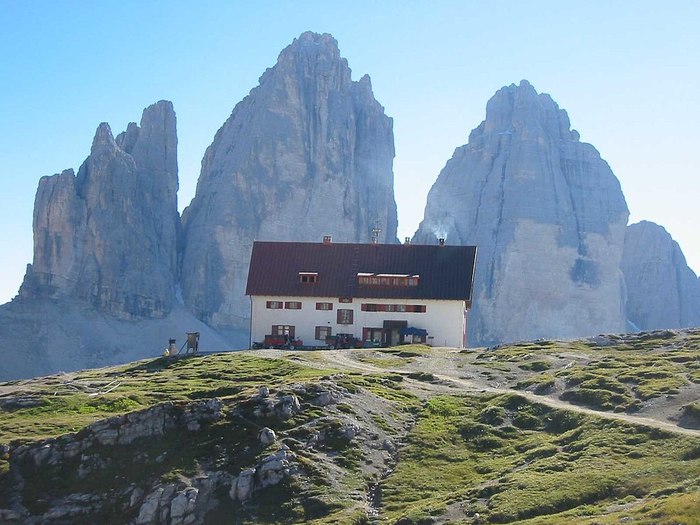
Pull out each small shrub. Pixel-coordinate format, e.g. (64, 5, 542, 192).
(513, 412, 540, 430)
(477, 405, 507, 425)
(425, 397, 459, 417)
(459, 422, 491, 439)
(408, 372, 436, 383)
(560, 388, 632, 411)
(519, 361, 551, 372)
(524, 445, 558, 461)
(681, 402, 700, 419)
(681, 444, 700, 461)
(502, 394, 528, 410)
(471, 435, 505, 451)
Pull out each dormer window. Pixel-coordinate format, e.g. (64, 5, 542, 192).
(299, 272, 318, 284)
(357, 273, 419, 287)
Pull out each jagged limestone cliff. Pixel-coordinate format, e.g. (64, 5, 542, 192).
(414, 80, 629, 345)
(0, 102, 236, 381)
(20, 101, 180, 320)
(180, 32, 398, 328)
(622, 221, 700, 330)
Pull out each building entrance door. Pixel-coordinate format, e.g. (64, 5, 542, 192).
(383, 320, 408, 346)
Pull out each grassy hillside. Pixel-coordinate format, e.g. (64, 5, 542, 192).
(0, 329, 698, 524)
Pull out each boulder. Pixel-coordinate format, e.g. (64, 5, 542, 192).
(169, 487, 198, 525)
(258, 427, 277, 445)
(135, 486, 165, 525)
(229, 468, 256, 502)
(256, 449, 294, 489)
(275, 395, 301, 420)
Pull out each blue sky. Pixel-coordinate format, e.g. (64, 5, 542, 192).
(1, 1, 699, 304)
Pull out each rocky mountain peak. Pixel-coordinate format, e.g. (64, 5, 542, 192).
(180, 32, 397, 328)
(20, 101, 180, 321)
(414, 81, 629, 345)
(91, 122, 118, 153)
(622, 221, 700, 330)
(481, 79, 574, 142)
(259, 31, 349, 89)
(291, 31, 340, 54)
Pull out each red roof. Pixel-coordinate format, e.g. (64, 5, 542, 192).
(246, 241, 477, 305)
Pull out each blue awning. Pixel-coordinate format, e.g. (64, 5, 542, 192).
(400, 326, 427, 336)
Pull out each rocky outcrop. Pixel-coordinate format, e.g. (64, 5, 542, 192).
(228, 447, 297, 503)
(414, 80, 629, 345)
(19, 101, 180, 321)
(4, 399, 225, 524)
(180, 31, 398, 328)
(11, 398, 224, 469)
(622, 221, 700, 330)
(0, 378, 389, 524)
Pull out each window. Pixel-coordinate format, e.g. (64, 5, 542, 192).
(266, 301, 283, 309)
(363, 327, 383, 342)
(316, 302, 333, 310)
(299, 272, 318, 284)
(361, 303, 426, 313)
(337, 309, 354, 325)
(285, 301, 302, 310)
(272, 325, 295, 337)
(315, 326, 332, 340)
(339, 297, 352, 303)
(357, 273, 419, 287)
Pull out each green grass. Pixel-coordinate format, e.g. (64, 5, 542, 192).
(335, 374, 420, 412)
(476, 330, 699, 413)
(355, 354, 412, 368)
(2, 330, 699, 524)
(515, 373, 556, 394)
(518, 360, 552, 372)
(555, 353, 688, 411)
(0, 353, 335, 444)
(378, 393, 700, 524)
(2, 362, 418, 525)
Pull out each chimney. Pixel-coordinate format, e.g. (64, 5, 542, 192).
(438, 238, 445, 247)
(323, 235, 332, 245)
(404, 237, 411, 245)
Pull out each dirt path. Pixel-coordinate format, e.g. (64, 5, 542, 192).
(287, 349, 700, 438)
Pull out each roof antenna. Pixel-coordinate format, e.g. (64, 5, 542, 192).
(371, 224, 382, 244)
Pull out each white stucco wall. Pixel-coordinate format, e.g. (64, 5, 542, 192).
(249, 295, 468, 348)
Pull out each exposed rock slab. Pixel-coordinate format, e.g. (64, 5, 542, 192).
(180, 32, 398, 328)
(414, 80, 629, 345)
(622, 221, 700, 330)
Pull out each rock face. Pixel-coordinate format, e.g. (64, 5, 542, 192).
(19, 101, 180, 320)
(180, 31, 397, 328)
(6, 398, 225, 525)
(414, 80, 629, 345)
(622, 221, 700, 330)
(0, 101, 218, 381)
